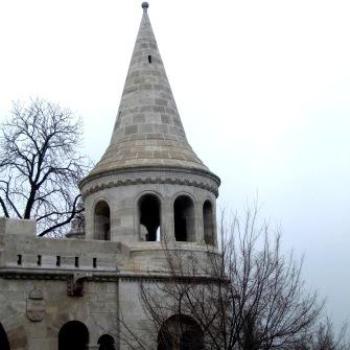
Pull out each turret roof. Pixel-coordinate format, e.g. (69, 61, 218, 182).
(89, 3, 209, 176)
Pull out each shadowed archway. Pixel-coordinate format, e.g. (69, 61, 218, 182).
(139, 194, 161, 241)
(158, 315, 203, 350)
(0, 323, 10, 350)
(94, 201, 111, 240)
(58, 320, 89, 350)
(174, 196, 195, 242)
(98, 334, 115, 350)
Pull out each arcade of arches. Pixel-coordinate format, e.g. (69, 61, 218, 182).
(93, 195, 216, 244)
(58, 321, 116, 350)
(56, 317, 203, 350)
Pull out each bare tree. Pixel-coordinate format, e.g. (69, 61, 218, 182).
(0, 99, 89, 236)
(294, 320, 350, 350)
(120, 209, 324, 350)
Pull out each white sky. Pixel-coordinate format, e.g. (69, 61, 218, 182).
(1, 0, 350, 328)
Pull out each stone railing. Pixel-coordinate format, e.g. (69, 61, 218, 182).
(1, 253, 116, 271)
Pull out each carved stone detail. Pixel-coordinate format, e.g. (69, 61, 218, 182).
(81, 175, 219, 197)
(26, 288, 46, 322)
(67, 272, 92, 297)
(0, 270, 118, 282)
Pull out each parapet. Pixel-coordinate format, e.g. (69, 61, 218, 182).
(0, 234, 119, 272)
(0, 217, 36, 236)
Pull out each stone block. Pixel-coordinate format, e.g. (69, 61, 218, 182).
(61, 256, 76, 268)
(0, 218, 36, 236)
(42, 255, 57, 268)
(125, 125, 138, 135)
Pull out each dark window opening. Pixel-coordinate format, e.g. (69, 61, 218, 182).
(203, 201, 215, 245)
(37, 255, 42, 266)
(17, 254, 22, 265)
(174, 196, 195, 242)
(148, 55, 152, 63)
(158, 315, 204, 350)
(58, 320, 89, 350)
(56, 256, 61, 267)
(93, 258, 97, 268)
(98, 334, 116, 350)
(0, 323, 10, 350)
(139, 194, 161, 242)
(94, 201, 111, 240)
(75, 257, 79, 268)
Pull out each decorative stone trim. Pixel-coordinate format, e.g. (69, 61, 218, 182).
(119, 273, 229, 284)
(80, 166, 220, 197)
(0, 268, 119, 282)
(81, 174, 219, 197)
(0, 268, 226, 284)
(81, 166, 221, 184)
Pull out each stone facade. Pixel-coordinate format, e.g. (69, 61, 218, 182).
(0, 3, 220, 349)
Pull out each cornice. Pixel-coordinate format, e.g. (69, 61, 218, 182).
(80, 166, 221, 198)
(0, 268, 118, 282)
(0, 268, 227, 284)
(119, 273, 229, 284)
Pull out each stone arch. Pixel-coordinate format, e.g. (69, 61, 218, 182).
(158, 314, 204, 350)
(94, 200, 111, 240)
(174, 195, 195, 242)
(138, 193, 162, 241)
(58, 320, 89, 350)
(1, 313, 28, 350)
(0, 323, 10, 350)
(98, 334, 116, 350)
(203, 200, 215, 245)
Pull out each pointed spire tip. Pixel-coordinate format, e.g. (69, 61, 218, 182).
(142, 2, 149, 12)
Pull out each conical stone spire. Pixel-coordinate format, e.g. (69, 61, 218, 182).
(89, 3, 209, 177)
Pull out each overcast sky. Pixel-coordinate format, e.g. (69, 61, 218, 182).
(1, 0, 350, 328)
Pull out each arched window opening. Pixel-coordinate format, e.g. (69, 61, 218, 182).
(139, 194, 161, 242)
(58, 320, 89, 350)
(158, 315, 204, 350)
(203, 201, 215, 245)
(174, 196, 195, 242)
(94, 201, 111, 240)
(0, 323, 10, 350)
(98, 334, 116, 350)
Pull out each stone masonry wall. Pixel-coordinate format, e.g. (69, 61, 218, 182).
(0, 278, 118, 350)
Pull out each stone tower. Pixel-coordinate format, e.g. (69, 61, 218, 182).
(80, 2, 220, 247)
(0, 3, 221, 349)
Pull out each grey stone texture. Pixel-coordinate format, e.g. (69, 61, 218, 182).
(0, 4, 221, 349)
(0, 218, 36, 236)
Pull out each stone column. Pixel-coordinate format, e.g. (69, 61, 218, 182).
(194, 201, 204, 244)
(162, 197, 175, 242)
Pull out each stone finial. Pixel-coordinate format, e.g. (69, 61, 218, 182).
(142, 2, 149, 12)
(66, 198, 85, 239)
